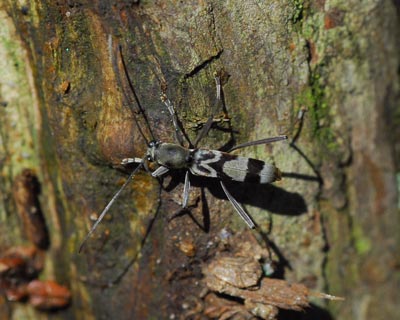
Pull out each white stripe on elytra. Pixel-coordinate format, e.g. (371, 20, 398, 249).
(259, 163, 276, 183)
(190, 150, 222, 178)
(222, 157, 249, 182)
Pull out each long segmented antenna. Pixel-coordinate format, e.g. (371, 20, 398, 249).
(79, 160, 145, 253)
(118, 45, 156, 144)
(228, 135, 288, 152)
(220, 181, 255, 229)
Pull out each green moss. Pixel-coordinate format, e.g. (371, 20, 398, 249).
(305, 71, 340, 154)
(295, 76, 337, 154)
(292, 0, 304, 24)
(352, 223, 372, 255)
(294, 87, 314, 111)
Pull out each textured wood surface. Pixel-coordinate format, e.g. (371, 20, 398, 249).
(0, 1, 399, 319)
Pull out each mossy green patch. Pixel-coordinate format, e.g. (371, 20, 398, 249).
(292, 0, 304, 24)
(352, 223, 372, 255)
(306, 71, 339, 154)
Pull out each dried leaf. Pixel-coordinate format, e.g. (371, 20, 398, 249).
(27, 280, 71, 310)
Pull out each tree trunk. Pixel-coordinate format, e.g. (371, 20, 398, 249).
(1, 1, 399, 319)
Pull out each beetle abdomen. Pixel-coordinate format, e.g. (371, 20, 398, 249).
(189, 149, 281, 184)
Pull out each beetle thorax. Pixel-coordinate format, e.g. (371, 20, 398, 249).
(150, 142, 191, 169)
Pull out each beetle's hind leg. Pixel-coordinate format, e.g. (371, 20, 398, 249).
(220, 181, 256, 229)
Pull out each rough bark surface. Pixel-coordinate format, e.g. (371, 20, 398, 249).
(0, 1, 399, 319)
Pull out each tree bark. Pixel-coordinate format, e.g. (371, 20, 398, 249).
(0, 1, 399, 319)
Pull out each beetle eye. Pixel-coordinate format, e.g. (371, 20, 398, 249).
(147, 155, 152, 161)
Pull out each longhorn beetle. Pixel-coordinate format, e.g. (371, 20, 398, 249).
(79, 46, 287, 252)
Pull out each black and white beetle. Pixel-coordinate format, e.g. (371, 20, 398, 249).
(79, 46, 287, 252)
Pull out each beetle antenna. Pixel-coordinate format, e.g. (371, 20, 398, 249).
(118, 45, 156, 144)
(79, 159, 145, 253)
(227, 135, 288, 152)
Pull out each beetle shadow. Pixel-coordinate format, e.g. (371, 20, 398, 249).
(194, 176, 307, 217)
(79, 193, 163, 288)
(277, 304, 334, 320)
(162, 170, 308, 232)
(258, 231, 293, 277)
(165, 185, 211, 232)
